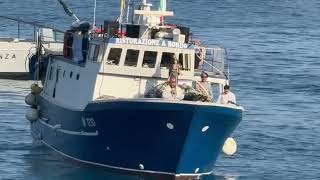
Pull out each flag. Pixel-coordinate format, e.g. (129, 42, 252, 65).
(159, 0, 167, 11)
(120, 0, 126, 12)
(158, 0, 167, 23)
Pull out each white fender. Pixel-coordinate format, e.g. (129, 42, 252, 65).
(222, 137, 237, 156)
(25, 107, 39, 122)
(31, 84, 43, 95)
(25, 93, 36, 106)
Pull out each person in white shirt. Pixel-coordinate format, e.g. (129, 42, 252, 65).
(217, 85, 236, 104)
(162, 77, 184, 100)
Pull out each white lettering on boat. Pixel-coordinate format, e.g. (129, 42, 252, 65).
(115, 38, 188, 49)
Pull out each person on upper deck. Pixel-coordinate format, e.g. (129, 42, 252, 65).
(217, 85, 236, 104)
(169, 55, 182, 79)
(162, 76, 184, 100)
(194, 72, 213, 102)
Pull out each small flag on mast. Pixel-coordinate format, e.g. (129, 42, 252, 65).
(158, 0, 167, 23)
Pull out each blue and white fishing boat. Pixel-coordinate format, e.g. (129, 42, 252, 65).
(25, 0, 243, 178)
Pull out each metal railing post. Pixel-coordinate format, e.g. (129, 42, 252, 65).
(18, 22, 20, 39)
(34, 25, 36, 41)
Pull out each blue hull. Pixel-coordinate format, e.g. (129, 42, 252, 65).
(31, 97, 242, 177)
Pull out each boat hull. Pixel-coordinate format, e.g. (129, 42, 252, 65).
(31, 97, 242, 177)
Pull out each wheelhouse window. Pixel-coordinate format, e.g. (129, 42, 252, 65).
(142, 51, 157, 68)
(107, 48, 122, 65)
(88, 44, 100, 62)
(160, 52, 175, 69)
(124, 49, 139, 67)
(179, 53, 191, 71)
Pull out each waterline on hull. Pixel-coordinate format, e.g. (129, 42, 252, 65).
(38, 139, 211, 178)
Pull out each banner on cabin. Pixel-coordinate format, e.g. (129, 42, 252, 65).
(112, 38, 188, 49)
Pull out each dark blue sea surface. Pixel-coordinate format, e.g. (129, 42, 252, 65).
(0, 0, 319, 179)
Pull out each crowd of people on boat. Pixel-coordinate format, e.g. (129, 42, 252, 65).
(161, 70, 237, 105)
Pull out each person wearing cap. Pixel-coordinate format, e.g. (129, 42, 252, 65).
(217, 85, 236, 104)
(194, 72, 213, 102)
(162, 76, 184, 100)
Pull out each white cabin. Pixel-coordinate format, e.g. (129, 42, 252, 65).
(41, 36, 228, 110)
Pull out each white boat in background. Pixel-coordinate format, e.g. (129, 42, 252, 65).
(0, 16, 64, 80)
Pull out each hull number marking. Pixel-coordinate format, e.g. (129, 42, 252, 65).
(82, 117, 96, 127)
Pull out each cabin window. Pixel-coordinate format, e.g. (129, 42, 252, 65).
(142, 51, 157, 68)
(107, 48, 122, 65)
(124, 49, 139, 67)
(160, 52, 175, 69)
(88, 44, 100, 62)
(70, 71, 73, 78)
(76, 73, 80, 80)
(179, 53, 191, 71)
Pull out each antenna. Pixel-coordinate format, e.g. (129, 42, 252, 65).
(93, 0, 97, 29)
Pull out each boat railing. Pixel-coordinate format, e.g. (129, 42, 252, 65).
(0, 15, 64, 42)
(195, 47, 227, 77)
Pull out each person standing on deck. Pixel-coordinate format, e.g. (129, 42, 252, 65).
(217, 85, 236, 104)
(168, 55, 182, 80)
(194, 72, 213, 102)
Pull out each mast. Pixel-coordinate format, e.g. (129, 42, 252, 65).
(93, 0, 97, 29)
